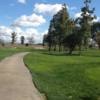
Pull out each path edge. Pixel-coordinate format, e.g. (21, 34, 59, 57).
(23, 53, 47, 100)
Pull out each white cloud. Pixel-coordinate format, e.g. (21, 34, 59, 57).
(0, 25, 47, 43)
(13, 27, 23, 34)
(18, 0, 26, 4)
(34, 3, 77, 16)
(23, 28, 47, 43)
(74, 12, 90, 18)
(34, 3, 63, 15)
(12, 13, 46, 27)
(74, 12, 81, 18)
(75, 12, 100, 23)
(93, 17, 100, 22)
(0, 26, 13, 36)
(0, 26, 13, 42)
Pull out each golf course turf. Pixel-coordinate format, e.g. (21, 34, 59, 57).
(24, 49, 100, 100)
(0, 48, 100, 100)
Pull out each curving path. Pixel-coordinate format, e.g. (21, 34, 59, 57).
(0, 52, 44, 100)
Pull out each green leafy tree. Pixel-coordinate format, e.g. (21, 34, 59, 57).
(0, 39, 5, 47)
(43, 34, 49, 46)
(20, 36, 25, 45)
(48, 19, 57, 51)
(47, 4, 73, 51)
(91, 22, 100, 34)
(63, 27, 82, 54)
(11, 32, 17, 45)
(91, 22, 100, 40)
(96, 31, 100, 49)
(54, 4, 71, 51)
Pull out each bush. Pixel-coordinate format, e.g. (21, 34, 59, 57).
(25, 43, 29, 47)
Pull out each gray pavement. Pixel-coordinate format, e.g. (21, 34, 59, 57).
(0, 53, 44, 100)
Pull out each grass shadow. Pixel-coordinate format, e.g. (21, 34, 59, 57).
(41, 51, 81, 57)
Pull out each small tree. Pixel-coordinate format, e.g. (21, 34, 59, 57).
(96, 31, 100, 49)
(20, 36, 25, 45)
(0, 39, 5, 47)
(11, 32, 17, 45)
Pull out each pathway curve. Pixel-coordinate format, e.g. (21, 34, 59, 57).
(0, 52, 45, 100)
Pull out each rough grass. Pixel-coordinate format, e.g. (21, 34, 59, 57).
(24, 49, 100, 100)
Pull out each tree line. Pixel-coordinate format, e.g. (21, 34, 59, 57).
(0, 32, 34, 46)
(43, 0, 100, 54)
(11, 32, 34, 45)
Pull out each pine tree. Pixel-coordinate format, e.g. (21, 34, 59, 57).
(77, 0, 96, 48)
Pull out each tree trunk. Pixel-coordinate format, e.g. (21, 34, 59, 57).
(69, 48, 73, 55)
(84, 37, 88, 50)
(79, 45, 82, 55)
(48, 43, 52, 51)
(59, 43, 62, 52)
(99, 44, 100, 49)
(54, 44, 57, 51)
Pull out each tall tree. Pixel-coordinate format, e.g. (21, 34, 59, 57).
(55, 4, 70, 51)
(47, 4, 73, 51)
(20, 36, 25, 45)
(77, 0, 96, 48)
(11, 32, 17, 45)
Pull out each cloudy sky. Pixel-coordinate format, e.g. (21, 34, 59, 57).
(0, 0, 100, 43)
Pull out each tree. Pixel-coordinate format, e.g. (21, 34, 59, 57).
(77, 0, 96, 48)
(48, 19, 58, 51)
(96, 31, 100, 49)
(43, 34, 48, 46)
(63, 28, 82, 54)
(27, 37, 34, 45)
(91, 22, 100, 33)
(0, 39, 5, 47)
(11, 32, 17, 45)
(91, 22, 100, 40)
(20, 36, 25, 45)
(43, 33, 53, 51)
(47, 4, 73, 51)
(54, 4, 71, 51)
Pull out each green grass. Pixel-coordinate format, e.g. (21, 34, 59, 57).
(24, 49, 100, 100)
(0, 47, 33, 60)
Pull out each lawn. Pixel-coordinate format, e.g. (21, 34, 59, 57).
(24, 49, 100, 100)
(0, 47, 33, 60)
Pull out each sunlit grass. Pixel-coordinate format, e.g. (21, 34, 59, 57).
(24, 49, 100, 100)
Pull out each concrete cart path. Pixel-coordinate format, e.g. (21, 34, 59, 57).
(0, 52, 44, 100)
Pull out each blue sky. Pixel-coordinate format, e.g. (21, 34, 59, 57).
(0, 0, 100, 43)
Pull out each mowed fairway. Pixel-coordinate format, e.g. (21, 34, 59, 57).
(24, 49, 100, 100)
